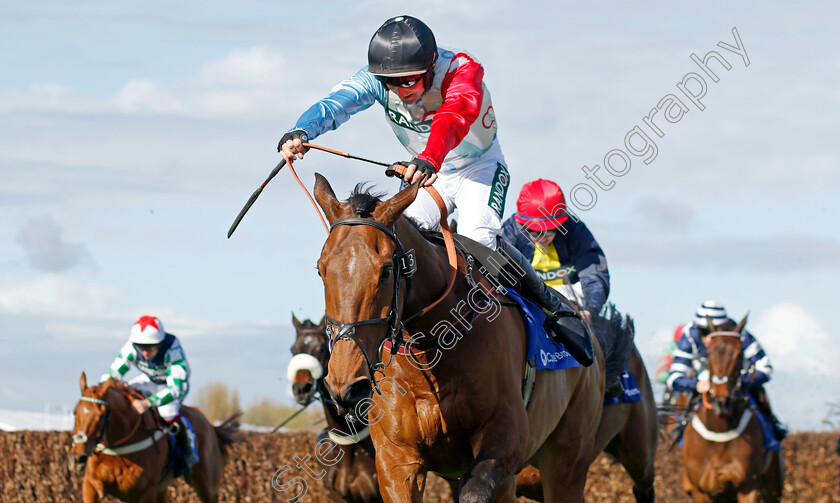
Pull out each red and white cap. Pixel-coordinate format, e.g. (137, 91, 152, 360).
(129, 315, 165, 344)
(514, 179, 570, 231)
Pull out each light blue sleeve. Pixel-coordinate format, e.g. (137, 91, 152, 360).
(289, 67, 388, 139)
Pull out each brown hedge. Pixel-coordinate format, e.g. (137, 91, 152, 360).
(1, 431, 838, 501)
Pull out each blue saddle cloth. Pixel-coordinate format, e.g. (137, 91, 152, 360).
(603, 370, 643, 406)
(749, 395, 781, 451)
(504, 289, 580, 371)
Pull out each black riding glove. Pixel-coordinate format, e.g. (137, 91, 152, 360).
(277, 130, 309, 152)
(410, 157, 437, 177)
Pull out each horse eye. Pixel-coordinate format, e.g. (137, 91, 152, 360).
(379, 266, 393, 282)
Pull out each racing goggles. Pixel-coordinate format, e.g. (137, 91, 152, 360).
(382, 74, 425, 88)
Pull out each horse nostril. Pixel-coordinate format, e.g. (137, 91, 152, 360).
(68, 452, 88, 472)
(340, 380, 372, 405)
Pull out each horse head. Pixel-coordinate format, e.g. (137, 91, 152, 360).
(313, 173, 421, 417)
(704, 314, 749, 417)
(287, 313, 329, 406)
(69, 373, 123, 472)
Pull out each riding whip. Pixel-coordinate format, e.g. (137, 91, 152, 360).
(227, 144, 390, 238)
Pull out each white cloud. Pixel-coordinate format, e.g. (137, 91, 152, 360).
(0, 47, 295, 119)
(112, 79, 186, 115)
(0, 275, 118, 316)
(111, 47, 292, 118)
(195, 47, 287, 87)
(753, 302, 838, 375)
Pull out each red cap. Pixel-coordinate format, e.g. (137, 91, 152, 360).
(514, 179, 569, 231)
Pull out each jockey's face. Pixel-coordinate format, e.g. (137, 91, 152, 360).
(528, 228, 557, 248)
(135, 343, 160, 360)
(385, 74, 426, 105)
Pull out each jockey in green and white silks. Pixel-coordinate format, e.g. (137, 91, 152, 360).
(101, 315, 190, 422)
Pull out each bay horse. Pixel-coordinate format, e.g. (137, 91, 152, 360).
(682, 316, 784, 502)
(69, 372, 240, 503)
(312, 174, 632, 502)
(288, 313, 383, 502)
(514, 343, 658, 502)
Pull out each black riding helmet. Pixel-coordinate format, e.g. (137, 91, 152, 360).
(368, 15, 438, 80)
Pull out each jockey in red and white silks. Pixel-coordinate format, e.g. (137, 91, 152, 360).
(280, 24, 509, 248)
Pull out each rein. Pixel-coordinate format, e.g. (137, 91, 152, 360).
(76, 388, 159, 456)
(701, 329, 745, 412)
(282, 145, 460, 391)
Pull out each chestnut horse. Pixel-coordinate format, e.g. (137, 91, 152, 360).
(288, 313, 382, 502)
(70, 373, 240, 503)
(514, 343, 658, 502)
(682, 317, 784, 502)
(312, 174, 631, 502)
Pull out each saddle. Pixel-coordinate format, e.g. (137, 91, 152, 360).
(129, 387, 195, 478)
(417, 229, 512, 292)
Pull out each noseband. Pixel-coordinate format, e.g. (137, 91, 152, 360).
(73, 396, 111, 448)
(74, 389, 151, 453)
(703, 330, 745, 409)
(324, 217, 418, 391)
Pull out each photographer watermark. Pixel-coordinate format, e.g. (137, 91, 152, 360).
(567, 26, 750, 213)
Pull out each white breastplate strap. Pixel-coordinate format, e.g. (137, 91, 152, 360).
(95, 429, 166, 456)
(691, 409, 753, 443)
(328, 426, 370, 445)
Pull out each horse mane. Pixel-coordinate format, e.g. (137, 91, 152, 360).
(298, 318, 320, 330)
(102, 378, 130, 393)
(97, 378, 146, 404)
(347, 183, 387, 217)
(344, 183, 442, 245)
(591, 303, 635, 383)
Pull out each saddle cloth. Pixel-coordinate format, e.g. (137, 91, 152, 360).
(603, 370, 642, 406)
(504, 289, 579, 371)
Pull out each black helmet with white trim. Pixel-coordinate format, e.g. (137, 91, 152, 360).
(368, 15, 438, 77)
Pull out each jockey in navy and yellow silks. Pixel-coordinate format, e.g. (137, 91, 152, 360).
(500, 179, 610, 316)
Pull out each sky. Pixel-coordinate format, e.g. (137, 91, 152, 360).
(1, 1, 838, 432)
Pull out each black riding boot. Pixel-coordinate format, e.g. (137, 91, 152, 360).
(496, 239, 595, 366)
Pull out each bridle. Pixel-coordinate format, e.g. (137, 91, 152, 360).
(73, 396, 111, 451)
(73, 389, 149, 454)
(258, 145, 459, 393)
(323, 217, 419, 391)
(702, 331, 745, 411)
(291, 325, 331, 405)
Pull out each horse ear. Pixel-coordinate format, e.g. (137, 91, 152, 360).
(734, 312, 749, 333)
(80, 372, 87, 392)
(291, 312, 302, 330)
(373, 180, 421, 226)
(705, 315, 716, 332)
(313, 173, 342, 224)
(317, 315, 326, 330)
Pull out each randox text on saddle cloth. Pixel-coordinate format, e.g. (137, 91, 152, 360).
(558, 26, 751, 216)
